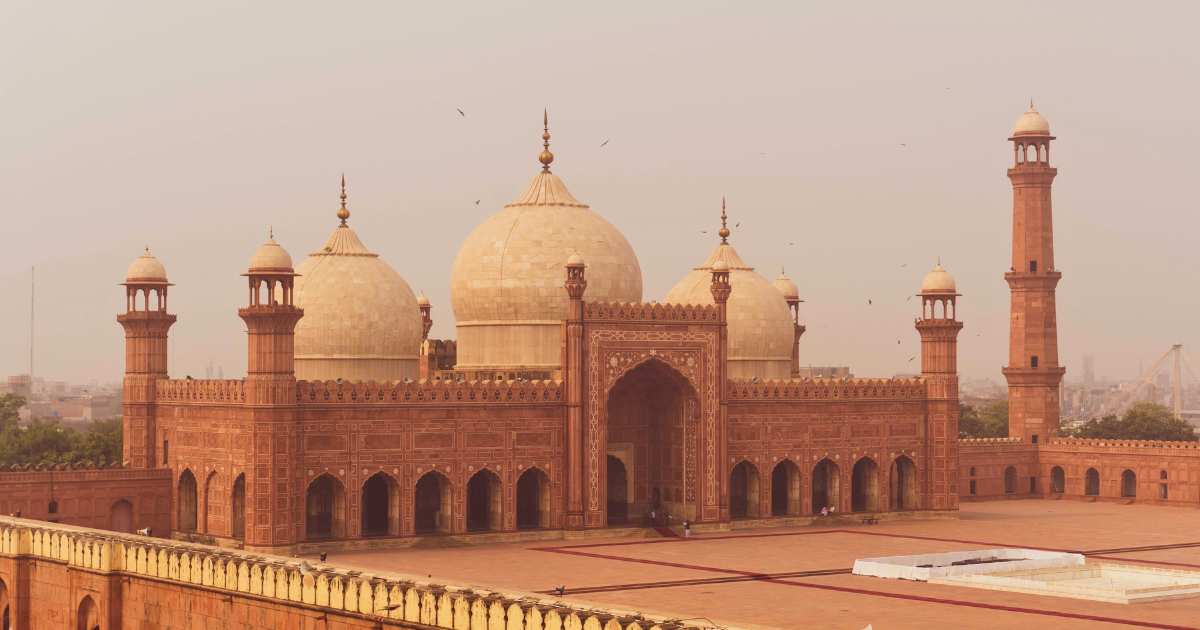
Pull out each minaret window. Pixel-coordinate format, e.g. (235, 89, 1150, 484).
(1029, 260, 1037, 272)
(1030, 356, 1039, 368)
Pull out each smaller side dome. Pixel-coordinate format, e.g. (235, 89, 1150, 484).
(920, 262, 956, 293)
(773, 269, 799, 300)
(712, 259, 730, 272)
(248, 233, 294, 273)
(416, 292, 431, 307)
(125, 248, 168, 284)
(1013, 102, 1050, 136)
(566, 252, 585, 267)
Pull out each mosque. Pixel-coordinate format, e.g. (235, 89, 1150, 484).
(115, 114, 963, 552)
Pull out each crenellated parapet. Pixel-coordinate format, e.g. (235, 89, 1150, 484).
(0, 517, 713, 630)
(583, 301, 720, 322)
(959, 437, 1025, 446)
(728, 377, 927, 401)
(295, 379, 564, 405)
(156, 379, 247, 403)
(1043, 437, 1200, 452)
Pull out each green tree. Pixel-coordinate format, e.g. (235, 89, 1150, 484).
(0, 393, 23, 432)
(960, 400, 1009, 438)
(1066, 401, 1197, 441)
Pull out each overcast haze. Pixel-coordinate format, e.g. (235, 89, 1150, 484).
(2, 1, 1198, 385)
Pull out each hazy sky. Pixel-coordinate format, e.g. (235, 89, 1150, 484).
(3, 1, 1198, 385)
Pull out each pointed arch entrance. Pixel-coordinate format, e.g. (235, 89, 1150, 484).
(605, 359, 699, 523)
(1050, 466, 1065, 493)
(305, 474, 346, 540)
(77, 595, 99, 630)
(1085, 468, 1100, 496)
(730, 461, 761, 519)
(177, 469, 197, 533)
(230, 474, 246, 540)
(516, 467, 551, 529)
(851, 457, 879, 512)
(414, 471, 451, 534)
(606, 456, 629, 525)
(361, 472, 400, 537)
(466, 469, 502, 532)
(889, 456, 918, 511)
(812, 459, 840, 514)
(771, 460, 801, 516)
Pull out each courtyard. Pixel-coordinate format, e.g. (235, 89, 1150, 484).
(322, 500, 1200, 630)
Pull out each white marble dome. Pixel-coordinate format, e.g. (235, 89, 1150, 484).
(450, 168, 642, 371)
(665, 241, 794, 380)
(293, 214, 422, 382)
(1013, 104, 1050, 136)
(125, 248, 168, 284)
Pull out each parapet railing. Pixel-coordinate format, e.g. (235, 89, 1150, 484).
(156, 379, 246, 403)
(0, 517, 718, 630)
(958, 437, 1028, 449)
(295, 379, 564, 405)
(1043, 437, 1200, 451)
(728, 377, 927, 401)
(583, 301, 720, 322)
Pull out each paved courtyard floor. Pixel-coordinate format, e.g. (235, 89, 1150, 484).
(322, 500, 1200, 629)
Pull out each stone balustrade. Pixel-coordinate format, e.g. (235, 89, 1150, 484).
(959, 437, 1024, 446)
(156, 379, 246, 403)
(0, 517, 720, 630)
(583, 301, 720, 322)
(728, 377, 926, 401)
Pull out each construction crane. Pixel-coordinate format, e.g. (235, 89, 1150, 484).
(1105, 344, 1200, 419)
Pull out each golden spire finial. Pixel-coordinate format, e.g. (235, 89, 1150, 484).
(718, 196, 731, 244)
(144, 246, 151, 255)
(268, 225, 274, 241)
(538, 108, 554, 172)
(337, 174, 350, 226)
(1029, 98, 1035, 110)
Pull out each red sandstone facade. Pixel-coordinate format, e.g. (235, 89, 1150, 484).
(138, 259, 961, 553)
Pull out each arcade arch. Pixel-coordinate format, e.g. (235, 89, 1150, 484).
(889, 456, 918, 511)
(516, 467, 551, 529)
(852, 457, 879, 512)
(361, 472, 400, 537)
(466, 469, 502, 532)
(414, 471, 451, 534)
(729, 460, 760, 519)
(812, 459, 840, 514)
(771, 460, 802, 516)
(177, 469, 197, 533)
(305, 474, 346, 540)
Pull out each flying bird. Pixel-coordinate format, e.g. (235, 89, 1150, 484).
(377, 602, 405, 612)
(474, 199, 480, 205)
(900, 263, 908, 268)
(456, 108, 465, 117)
(908, 356, 916, 362)
(897, 339, 901, 345)
(868, 299, 873, 305)
(906, 295, 913, 302)
(787, 241, 795, 246)
(734, 222, 741, 228)
(600, 139, 610, 147)
(899, 144, 907, 148)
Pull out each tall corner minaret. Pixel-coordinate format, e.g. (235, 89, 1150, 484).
(118, 248, 177, 469)
(916, 261, 963, 510)
(1002, 103, 1065, 443)
(238, 231, 303, 406)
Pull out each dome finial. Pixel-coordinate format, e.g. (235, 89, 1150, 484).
(1029, 97, 1035, 110)
(269, 225, 274, 240)
(718, 196, 731, 244)
(337, 174, 350, 226)
(539, 108, 554, 172)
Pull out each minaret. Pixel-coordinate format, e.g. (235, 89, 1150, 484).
(773, 269, 806, 377)
(237, 231, 302, 550)
(1002, 103, 1065, 443)
(915, 262, 962, 510)
(118, 248, 176, 468)
(710, 249, 732, 521)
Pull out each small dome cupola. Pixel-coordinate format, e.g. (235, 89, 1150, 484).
(125, 247, 169, 284)
(242, 229, 298, 308)
(918, 260, 960, 321)
(247, 229, 295, 274)
(1012, 101, 1051, 136)
(772, 268, 800, 301)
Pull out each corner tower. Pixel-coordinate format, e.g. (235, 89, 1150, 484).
(118, 248, 176, 468)
(916, 262, 962, 510)
(1002, 103, 1065, 443)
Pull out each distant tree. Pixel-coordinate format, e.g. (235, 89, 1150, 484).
(0, 402, 123, 467)
(0, 393, 23, 432)
(960, 400, 1009, 438)
(1065, 402, 1197, 442)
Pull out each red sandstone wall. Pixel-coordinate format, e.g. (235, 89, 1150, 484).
(1038, 439, 1200, 505)
(958, 438, 1039, 499)
(727, 379, 937, 515)
(0, 468, 171, 534)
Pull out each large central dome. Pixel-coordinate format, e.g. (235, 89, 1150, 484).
(450, 122, 642, 372)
